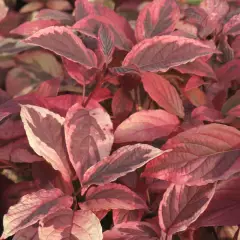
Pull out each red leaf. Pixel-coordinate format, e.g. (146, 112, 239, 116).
(135, 0, 180, 42)
(80, 183, 147, 211)
(142, 72, 184, 118)
(98, 24, 114, 64)
(191, 177, 240, 227)
(114, 110, 180, 143)
(142, 124, 240, 185)
(112, 209, 144, 225)
(10, 20, 60, 36)
(39, 209, 103, 240)
(112, 88, 133, 119)
(103, 221, 161, 239)
(223, 13, 240, 36)
(82, 144, 164, 191)
(174, 59, 216, 79)
(1, 188, 73, 239)
(12, 224, 39, 240)
(20, 105, 73, 182)
(123, 35, 217, 72)
(64, 104, 113, 182)
(159, 183, 216, 235)
(73, 15, 133, 51)
(24, 26, 97, 68)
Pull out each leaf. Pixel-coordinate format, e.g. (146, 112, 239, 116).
(73, 15, 133, 51)
(112, 209, 144, 225)
(36, 9, 74, 25)
(114, 110, 180, 143)
(221, 90, 240, 114)
(82, 144, 164, 191)
(200, 0, 229, 21)
(46, 0, 72, 11)
(123, 35, 217, 72)
(174, 59, 216, 79)
(111, 88, 133, 119)
(223, 13, 240, 36)
(39, 209, 103, 240)
(13, 224, 39, 240)
(228, 105, 240, 117)
(79, 183, 147, 211)
(159, 183, 216, 235)
(135, 0, 180, 42)
(98, 24, 114, 64)
(64, 104, 113, 182)
(184, 76, 205, 92)
(191, 177, 240, 227)
(10, 20, 60, 36)
(0, 0, 8, 22)
(20, 105, 73, 182)
(1, 188, 73, 239)
(142, 72, 184, 118)
(103, 221, 161, 240)
(34, 78, 61, 97)
(142, 123, 240, 185)
(24, 26, 97, 68)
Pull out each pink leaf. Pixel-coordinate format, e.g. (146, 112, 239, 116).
(82, 144, 164, 191)
(113, 209, 144, 225)
(64, 104, 113, 182)
(24, 26, 97, 68)
(80, 183, 147, 211)
(191, 177, 240, 227)
(135, 0, 180, 42)
(228, 105, 240, 117)
(10, 20, 60, 36)
(0, 119, 25, 140)
(1, 188, 73, 239)
(142, 123, 240, 185)
(98, 24, 114, 64)
(200, 0, 229, 22)
(192, 106, 223, 122)
(0, 0, 8, 22)
(73, 15, 133, 51)
(159, 183, 216, 235)
(123, 35, 217, 72)
(74, 0, 95, 21)
(223, 13, 240, 36)
(13, 224, 39, 240)
(34, 78, 61, 97)
(184, 76, 205, 92)
(174, 59, 216, 79)
(39, 209, 103, 240)
(103, 221, 161, 239)
(20, 105, 73, 182)
(46, 0, 72, 11)
(142, 72, 184, 118)
(36, 9, 74, 25)
(114, 110, 180, 143)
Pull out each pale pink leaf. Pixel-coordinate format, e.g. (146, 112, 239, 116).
(10, 20, 59, 36)
(174, 59, 216, 79)
(135, 0, 180, 42)
(113, 209, 144, 225)
(191, 177, 240, 227)
(103, 221, 161, 240)
(142, 124, 240, 185)
(13, 224, 39, 240)
(0, 0, 8, 22)
(80, 183, 147, 211)
(20, 105, 73, 182)
(200, 0, 229, 22)
(39, 209, 103, 240)
(1, 188, 73, 239)
(98, 24, 114, 64)
(223, 13, 240, 36)
(24, 26, 97, 68)
(114, 110, 179, 143)
(159, 183, 216, 235)
(82, 144, 165, 191)
(64, 104, 113, 182)
(46, 0, 72, 11)
(20, 2, 44, 13)
(142, 72, 184, 118)
(123, 35, 217, 72)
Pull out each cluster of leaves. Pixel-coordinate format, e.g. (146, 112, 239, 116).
(0, 0, 240, 239)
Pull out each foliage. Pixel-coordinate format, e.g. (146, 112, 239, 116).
(0, 0, 240, 239)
